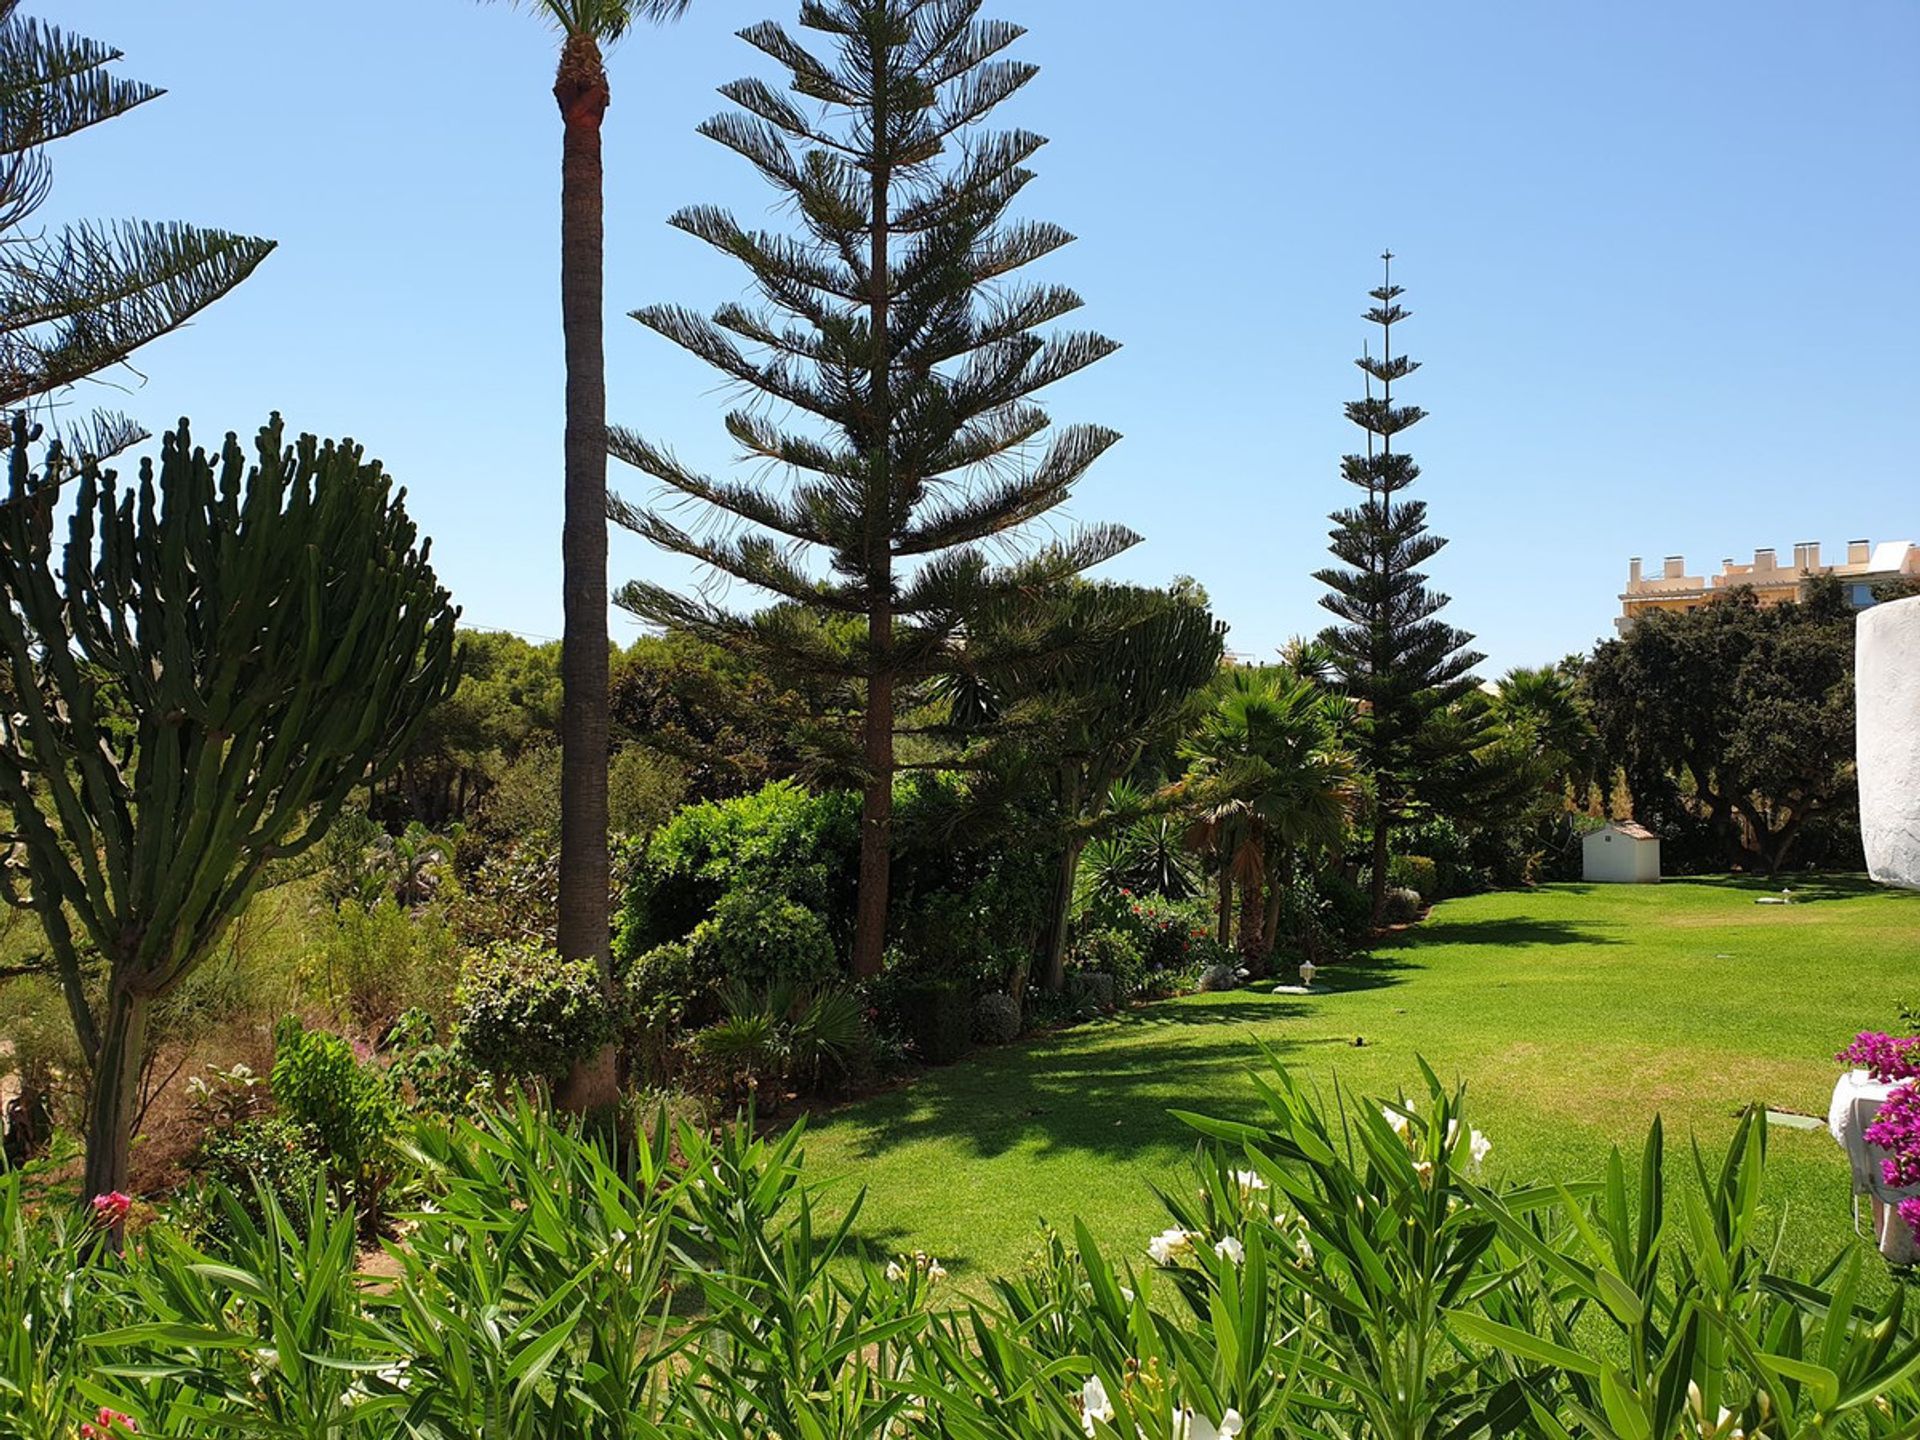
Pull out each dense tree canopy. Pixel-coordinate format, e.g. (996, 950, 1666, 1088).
(1587, 577, 1858, 873)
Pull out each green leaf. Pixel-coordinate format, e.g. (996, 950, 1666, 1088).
(1446, 1311, 1602, 1378)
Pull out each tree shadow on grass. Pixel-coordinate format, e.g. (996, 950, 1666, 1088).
(823, 992, 1347, 1167)
(1708, 872, 1899, 904)
(1387, 915, 1629, 950)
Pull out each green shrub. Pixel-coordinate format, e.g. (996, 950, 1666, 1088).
(689, 890, 838, 992)
(385, 1008, 486, 1116)
(452, 942, 613, 1083)
(319, 895, 461, 1029)
(1380, 885, 1425, 926)
(1117, 892, 1213, 975)
(1387, 854, 1438, 905)
(184, 1116, 327, 1241)
(269, 1017, 401, 1206)
(616, 781, 860, 962)
(617, 939, 709, 1086)
(1320, 870, 1374, 940)
(1069, 926, 1146, 997)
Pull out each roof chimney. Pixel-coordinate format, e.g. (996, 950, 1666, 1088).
(1754, 547, 1775, 570)
(1804, 541, 1821, 570)
(1849, 539, 1871, 565)
(1629, 557, 1643, 584)
(1664, 555, 1685, 580)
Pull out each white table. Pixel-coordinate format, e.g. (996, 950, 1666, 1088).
(1828, 1070, 1919, 1263)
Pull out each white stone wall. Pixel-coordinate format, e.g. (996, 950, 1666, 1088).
(1858, 595, 1920, 889)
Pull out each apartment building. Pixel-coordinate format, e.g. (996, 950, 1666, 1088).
(1617, 538, 1919, 632)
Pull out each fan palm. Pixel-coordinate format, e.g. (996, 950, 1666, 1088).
(489, 0, 693, 1114)
(1493, 663, 1601, 805)
(1181, 672, 1359, 968)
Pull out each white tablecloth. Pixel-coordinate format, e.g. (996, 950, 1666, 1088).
(1828, 1069, 1917, 1263)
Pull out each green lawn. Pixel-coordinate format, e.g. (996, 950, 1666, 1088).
(798, 876, 1920, 1289)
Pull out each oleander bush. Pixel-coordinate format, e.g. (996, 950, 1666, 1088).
(9, 1060, 1919, 1440)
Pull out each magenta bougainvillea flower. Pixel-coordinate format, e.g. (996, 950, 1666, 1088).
(1838, 1031, 1920, 1084)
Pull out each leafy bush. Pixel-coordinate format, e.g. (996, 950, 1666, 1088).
(482, 740, 686, 842)
(1380, 884, 1425, 925)
(385, 1008, 485, 1116)
(268, 1017, 401, 1209)
(452, 942, 612, 1084)
(1386, 853, 1437, 904)
(616, 781, 860, 962)
(182, 1116, 327, 1241)
(1395, 816, 1479, 899)
(1116, 892, 1212, 975)
(1319, 870, 1374, 940)
(689, 890, 838, 992)
(1069, 925, 1146, 997)
(616, 938, 712, 1085)
(319, 895, 461, 1029)
(973, 992, 1022, 1045)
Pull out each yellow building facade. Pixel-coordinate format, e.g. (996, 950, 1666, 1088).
(1617, 539, 1920, 632)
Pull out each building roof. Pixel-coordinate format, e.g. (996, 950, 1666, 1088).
(1610, 821, 1657, 841)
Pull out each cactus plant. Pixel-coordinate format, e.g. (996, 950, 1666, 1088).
(0, 414, 459, 1202)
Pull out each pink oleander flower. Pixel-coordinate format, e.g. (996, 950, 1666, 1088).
(1839, 1031, 1920, 1084)
(79, 1406, 138, 1438)
(89, 1192, 132, 1227)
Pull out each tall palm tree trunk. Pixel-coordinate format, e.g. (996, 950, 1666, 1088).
(554, 31, 618, 1112)
(1216, 869, 1232, 949)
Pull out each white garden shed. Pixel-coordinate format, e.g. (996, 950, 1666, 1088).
(1582, 821, 1660, 883)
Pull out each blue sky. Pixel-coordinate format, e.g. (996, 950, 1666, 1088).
(47, 1, 1920, 673)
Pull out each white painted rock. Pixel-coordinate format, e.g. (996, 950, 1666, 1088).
(1858, 595, 1920, 889)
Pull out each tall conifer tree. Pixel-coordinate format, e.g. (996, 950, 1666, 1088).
(1315, 253, 1482, 923)
(0, 2, 273, 446)
(611, 0, 1134, 977)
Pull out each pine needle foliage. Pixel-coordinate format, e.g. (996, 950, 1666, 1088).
(1314, 255, 1482, 922)
(611, 0, 1136, 975)
(0, 1, 274, 438)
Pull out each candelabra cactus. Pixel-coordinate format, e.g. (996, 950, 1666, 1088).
(0, 414, 460, 1201)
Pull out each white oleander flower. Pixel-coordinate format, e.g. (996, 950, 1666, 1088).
(1081, 1375, 1115, 1436)
(1213, 1235, 1245, 1264)
(1413, 1160, 1435, 1188)
(926, 1258, 948, 1282)
(1148, 1227, 1199, 1265)
(886, 1260, 906, 1283)
(1470, 1129, 1492, 1167)
(1382, 1107, 1411, 1144)
(1231, 1168, 1268, 1200)
(1172, 1406, 1244, 1440)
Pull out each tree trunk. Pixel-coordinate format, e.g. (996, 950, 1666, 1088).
(553, 34, 618, 1115)
(850, 60, 894, 983)
(82, 978, 150, 1209)
(853, 661, 894, 979)
(1041, 832, 1088, 994)
(1216, 869, 1232, 948)
(1236, 868, 1264, 968)
(1369, 814, 1391, 927)
(1039, 765, 1086, 993)
(1261, 847, 1291, 963)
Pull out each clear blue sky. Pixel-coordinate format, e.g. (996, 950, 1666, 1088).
(48, 1, 1920, 673)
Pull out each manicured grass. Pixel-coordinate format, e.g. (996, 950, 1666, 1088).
(797, 876, 1920, 1289)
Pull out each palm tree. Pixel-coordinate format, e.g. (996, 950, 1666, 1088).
(1493, 663, 1601, 808)
(1180, 673, 1359, 970)
(492, 0, 692, 1114)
